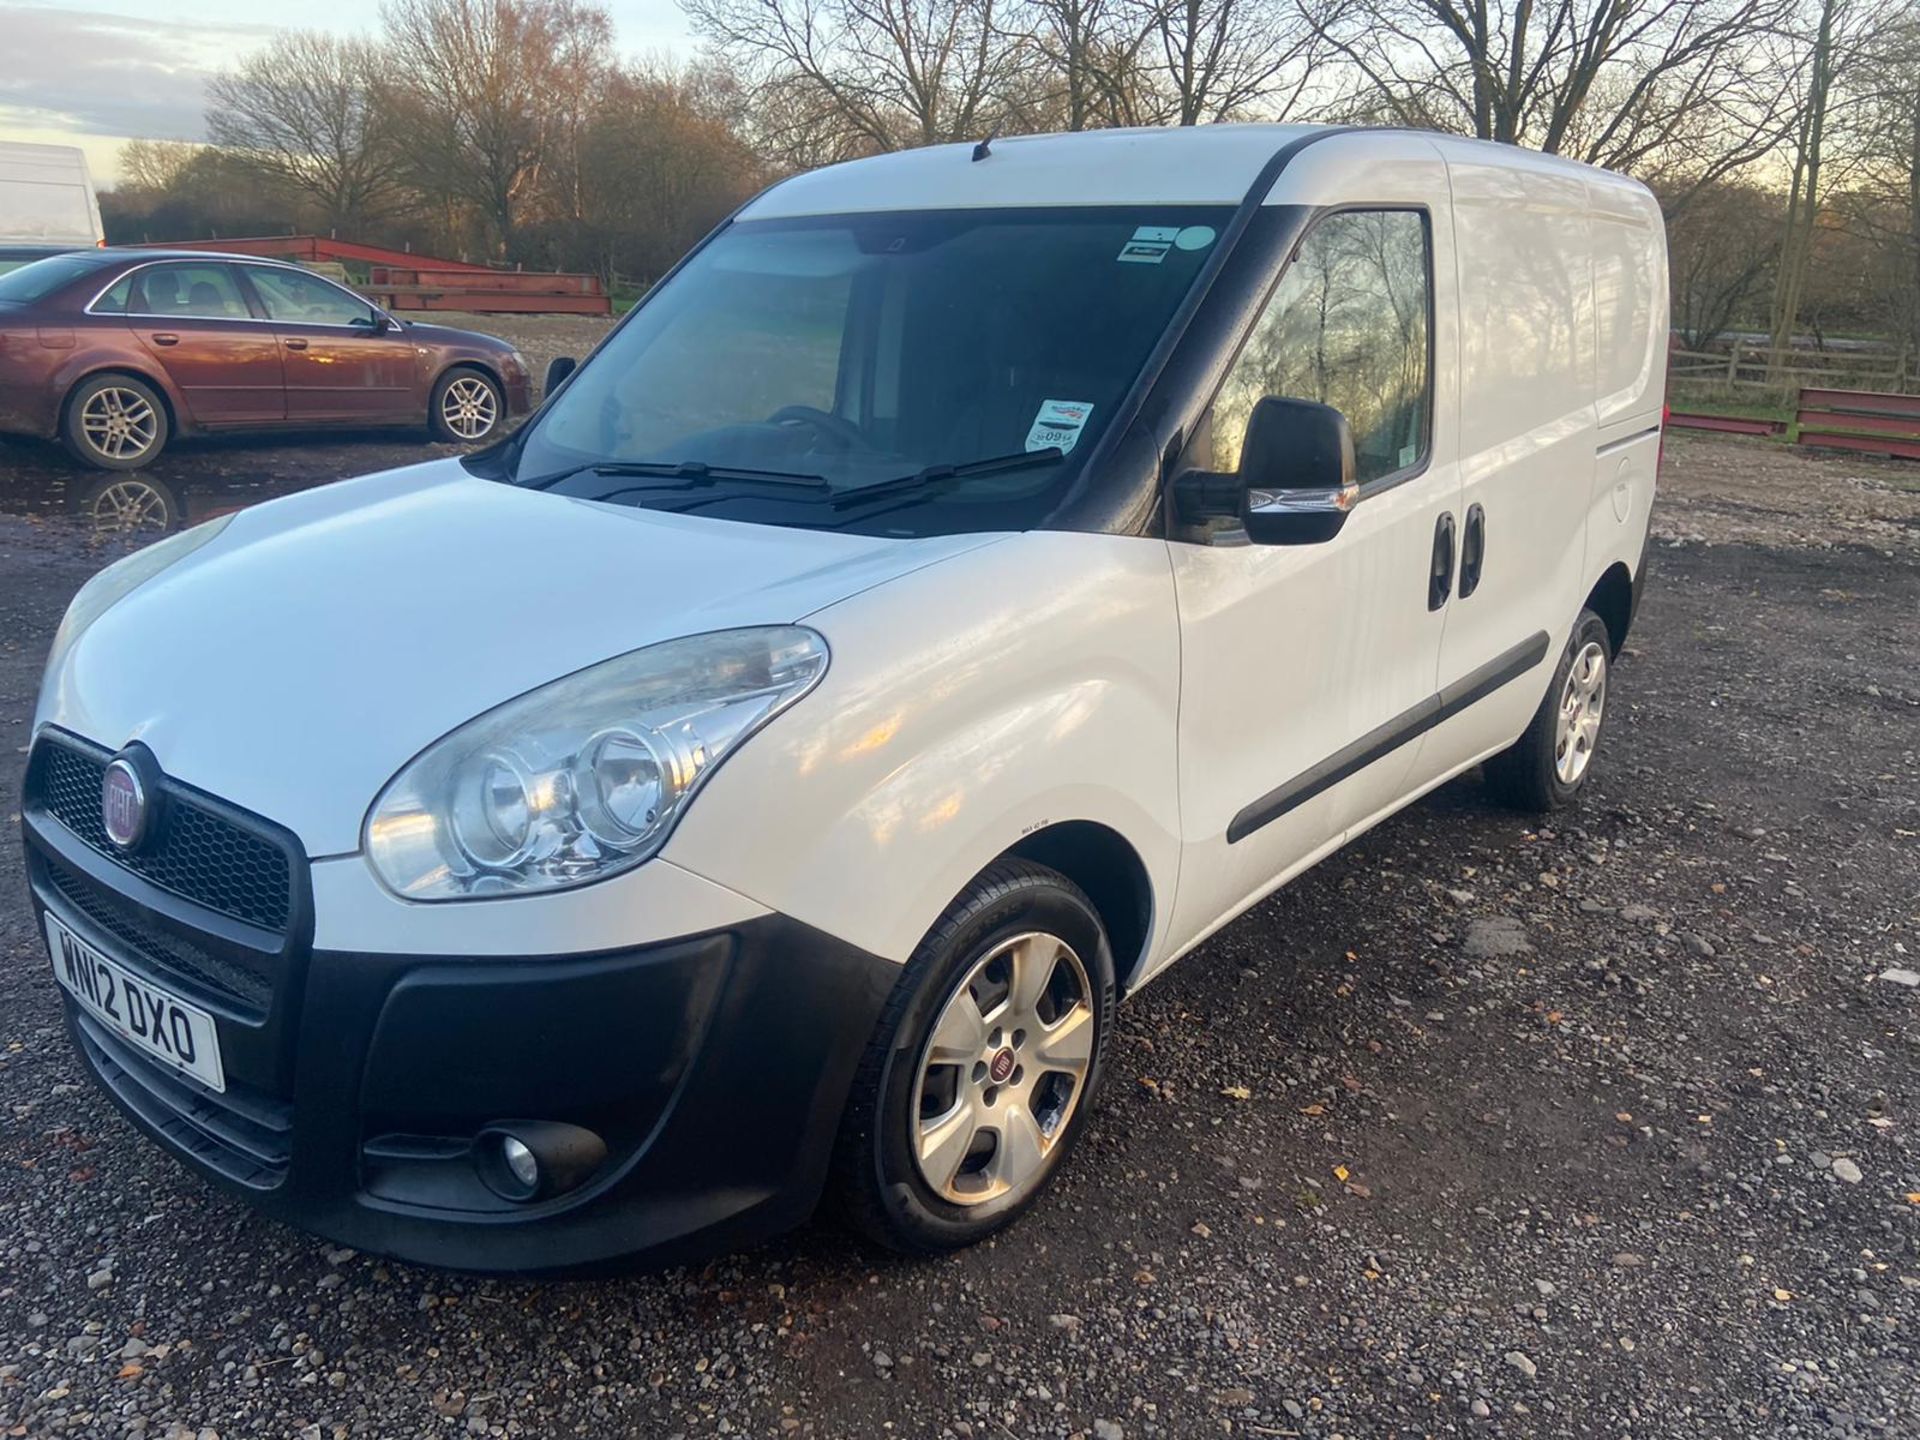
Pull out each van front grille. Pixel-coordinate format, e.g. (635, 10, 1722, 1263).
(30, 738, 294, 934)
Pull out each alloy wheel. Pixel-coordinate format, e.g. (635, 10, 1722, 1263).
(441, 377, 499, 440)
(910, 931, 1095, 1206)
(80, 387, 160, 463)
(1553, 640, 1608, 784)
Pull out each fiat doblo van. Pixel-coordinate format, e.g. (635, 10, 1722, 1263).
(26, 125, 1666, 1270)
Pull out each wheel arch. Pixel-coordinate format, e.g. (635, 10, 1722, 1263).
(435, 357, 507, 402)
(1584, 561, 1635, 656)
(999, 820, 1155, 994)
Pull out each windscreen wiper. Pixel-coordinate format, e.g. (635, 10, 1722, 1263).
(523, 459, 831, 494)
(828, 447, 1066, 507)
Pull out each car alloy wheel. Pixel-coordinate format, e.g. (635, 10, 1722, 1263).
(79, 386, 160, 464)
(909, 929, 1095, 1206)
(1553, 639, 1607, 784)
(440, 375, 499, 440)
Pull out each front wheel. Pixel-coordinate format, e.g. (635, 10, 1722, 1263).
(829, 860, 1115, 1253)
(430, 366, 504, 444)
(1483, 608, 1613, 811)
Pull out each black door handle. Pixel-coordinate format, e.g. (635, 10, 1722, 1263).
(1429, 511, 1456, 611)
(1460, 503, 1486, 598)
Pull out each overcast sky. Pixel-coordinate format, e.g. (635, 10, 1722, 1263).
(0, 0, 699, 184)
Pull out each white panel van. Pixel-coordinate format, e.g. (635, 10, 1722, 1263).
(25, 125, 1666, 1270)
(0, 142, 105, 250)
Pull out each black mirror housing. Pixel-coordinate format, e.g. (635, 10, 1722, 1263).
(544, 355, 578, 395)
(1238, 395, 1358, 546)
(1172, 395, 1361, 546)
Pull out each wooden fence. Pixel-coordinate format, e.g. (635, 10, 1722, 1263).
(1669, 344, 1916, 396)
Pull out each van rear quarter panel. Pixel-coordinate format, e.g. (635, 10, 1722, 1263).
(662, 532, 1184, 973)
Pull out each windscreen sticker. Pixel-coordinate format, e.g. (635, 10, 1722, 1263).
(1026, 400, 1095, 454)
(1117, 226, 1179, 264)
(1175, 225, 1217, 251)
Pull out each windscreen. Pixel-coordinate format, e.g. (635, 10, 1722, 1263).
(507, 208, 1229, 537)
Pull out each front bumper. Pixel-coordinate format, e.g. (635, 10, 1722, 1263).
(24, 751, 896, 1273)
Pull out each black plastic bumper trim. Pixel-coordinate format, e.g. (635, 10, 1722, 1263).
(1227, 630, 1551, 844)
(53, 906, 899, 1274)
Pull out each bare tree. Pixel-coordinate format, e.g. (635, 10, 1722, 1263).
(1319, 0, 1796, 199)
(1664, 178, 1780, 344)
(1147, 0, 1334, 125)
(117, 139, 201, 194)
(379, 0, 612, 256)
(686, 0, 1017, 154)
(207, 33, 401, 230)
(1766, 0, 1897, 364)
(1006, 0, 1166, 129)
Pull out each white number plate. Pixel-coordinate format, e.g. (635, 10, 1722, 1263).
(47, 912, 226, 1093)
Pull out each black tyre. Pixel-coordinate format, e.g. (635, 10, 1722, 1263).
(429, 366, 504, 443)
(62, 373, 169, 471)
(73, 473, 182, 536)
(830, 860, 1115, 1253)
(1484, 608, 1613, 812)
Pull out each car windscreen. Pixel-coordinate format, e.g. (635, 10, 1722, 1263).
(0, 251, 112, 301)
(502, 207, 1230, 537)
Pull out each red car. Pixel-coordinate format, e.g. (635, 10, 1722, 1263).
(0, 249, 532, 473)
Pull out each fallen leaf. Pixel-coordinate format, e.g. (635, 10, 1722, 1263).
(116, 1364, 142, 1380)
(1299, 1103, 1326, 1117)
(1905, 1193, 1920, 1205)
(1332, 1164, 1350, 1182)
(1220, 1085, 1251, 1101)
(1346, 1182, 1373, 1198)
(1614, 1112, 1633, 1123)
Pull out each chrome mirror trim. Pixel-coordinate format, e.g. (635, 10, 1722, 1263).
(1247, 481, 1361, 517)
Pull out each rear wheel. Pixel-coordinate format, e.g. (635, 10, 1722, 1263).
(62, 374, 169, 471)
(830, 860, 1114, 1253)
(430, 366, 504, 443)
(1484, 608, 1612, 811)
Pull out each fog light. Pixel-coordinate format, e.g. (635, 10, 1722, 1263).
(474, 1121, 607, 1203)
(501, 1136, 539, 1190)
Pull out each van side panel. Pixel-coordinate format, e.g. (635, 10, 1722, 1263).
(1585, 178, 1667, 615)
(1590, 179, 1668, 437)
(1416, 148, 1599, 780)
(663, 532, 1184, 976)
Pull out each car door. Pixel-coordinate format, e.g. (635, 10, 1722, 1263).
(1416, 151, 1600, 782)
(114, 261, 285, 425)
(1157, 198, 1463, 970)
(238, 264, 418, 423)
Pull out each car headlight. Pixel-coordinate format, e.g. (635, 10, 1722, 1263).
(365, 626, 828, 901)
(44, 515, 235, 684)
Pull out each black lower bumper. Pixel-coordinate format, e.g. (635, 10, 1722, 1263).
(38, 858, 897, 1272)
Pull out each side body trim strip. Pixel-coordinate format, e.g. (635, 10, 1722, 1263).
(1225, 630, 1551, 844)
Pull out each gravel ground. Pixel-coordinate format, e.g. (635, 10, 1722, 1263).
(0, 431, 1915, 1439)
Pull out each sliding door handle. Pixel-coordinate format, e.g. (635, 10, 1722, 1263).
(1460, 504, 1486, 598)
(1429, 511, 1456, 611)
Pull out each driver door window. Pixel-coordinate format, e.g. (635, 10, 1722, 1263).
(246, 266, 378, 327)
(1208, 210, 1431, 485)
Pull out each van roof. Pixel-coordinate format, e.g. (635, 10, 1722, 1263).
(742, 124, 1650, 219)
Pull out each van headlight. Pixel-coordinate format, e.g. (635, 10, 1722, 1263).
(365, 626, 828, 900)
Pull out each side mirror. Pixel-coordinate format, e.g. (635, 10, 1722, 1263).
(1176, 396, 1360, 546)
(544, 356, 578, 394)
(380, 312, 404, 333)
